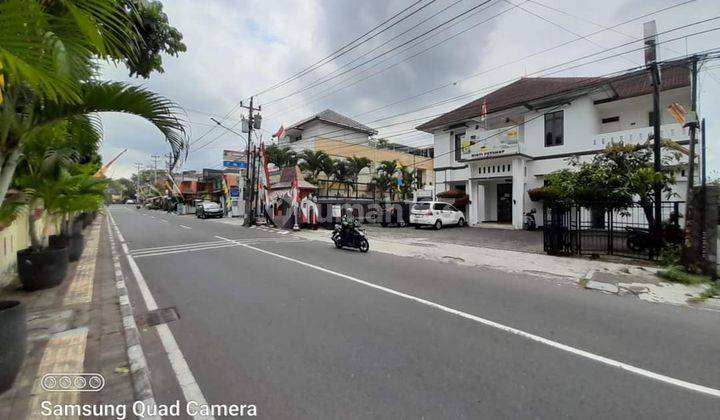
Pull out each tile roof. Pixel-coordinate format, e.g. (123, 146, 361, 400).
(288, 109, 378, 135)
(416, 61, 691, 132)
(271, 166, 318, 190)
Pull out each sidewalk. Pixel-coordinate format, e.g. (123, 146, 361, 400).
(0, 216, 138, 418)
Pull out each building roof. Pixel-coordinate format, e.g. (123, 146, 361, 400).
(271, 166, 318, 190)
(416, 61, 691, 132)
(288, 109, 378, 135)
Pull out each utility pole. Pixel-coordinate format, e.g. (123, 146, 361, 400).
(681, 56, 700, 269)
(239, 96, 262, 225)
(644, 21, 663, 249)
(150, 154, 161, 186)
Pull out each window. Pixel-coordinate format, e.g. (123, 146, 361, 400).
(433, 203, 447, 210)
(544, 111, 564, 146)
(602, 116, 619, 124)
(413, 202, 430, 211)
(454, 133, 466, 161)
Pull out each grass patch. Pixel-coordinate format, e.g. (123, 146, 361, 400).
(656, 266, 711, 285)
(700, 283, 720, 299)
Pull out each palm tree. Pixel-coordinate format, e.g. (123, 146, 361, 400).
(376, 159, 400, 178)
(331, 160, 353, 197)
(371, 173, 392, 201)
(0, 0, 188, 209)
(297, 150, 331, 183)
(346, 156, 372, 194)
(264, 144, 298, 169)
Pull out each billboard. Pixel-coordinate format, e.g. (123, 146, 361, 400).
(223, 150, 247, 169)
(460, 126, 520, 160)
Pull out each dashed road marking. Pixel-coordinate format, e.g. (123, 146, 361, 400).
(179, 225, 191, 229)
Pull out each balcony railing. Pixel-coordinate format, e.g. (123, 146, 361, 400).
(592, 123, 689, 147)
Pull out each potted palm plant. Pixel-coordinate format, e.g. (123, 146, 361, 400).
(0, 300, 26, 393)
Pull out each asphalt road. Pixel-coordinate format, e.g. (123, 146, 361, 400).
(107, 205, 720, 419)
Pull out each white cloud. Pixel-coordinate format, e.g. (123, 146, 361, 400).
(99, 0, 720, 179)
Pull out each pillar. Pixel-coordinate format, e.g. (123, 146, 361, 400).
(511, 158, 526, 229)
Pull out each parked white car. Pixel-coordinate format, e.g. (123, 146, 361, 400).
(410, 201, 465, 230)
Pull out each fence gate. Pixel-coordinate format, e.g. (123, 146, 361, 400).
(543, 202, 685, 260)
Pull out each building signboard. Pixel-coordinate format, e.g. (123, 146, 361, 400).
(460, 126, 520, 160)
(223, 150, 248, 169)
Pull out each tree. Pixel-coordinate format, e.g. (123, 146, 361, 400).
(331, 160, 353, 196)
(346, 156, 372, 193)
(297, 150, 331, 183)
(539, 142, 682, 225)
(0, 0, 188, 210)
(371, 173, 392, 200)
(122, 0, 187, 78)
(264, 144, 297, 169)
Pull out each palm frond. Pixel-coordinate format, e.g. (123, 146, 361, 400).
(31, 81, 188, 166)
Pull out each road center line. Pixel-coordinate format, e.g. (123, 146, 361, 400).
(179, 225, 192, 229)
(109, 211, 215, 420)
(214, 235, 720, 399)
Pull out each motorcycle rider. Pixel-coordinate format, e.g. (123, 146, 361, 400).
(340, 208, 356, 244)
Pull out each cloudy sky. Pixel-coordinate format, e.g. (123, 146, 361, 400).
(99, 0, 720, 179)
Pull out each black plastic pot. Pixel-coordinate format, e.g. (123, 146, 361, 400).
(0, 301, 26, 394)
(17, 247, 68, 290)
(49, 234, 84, 262)
(72, 218, 83, 236)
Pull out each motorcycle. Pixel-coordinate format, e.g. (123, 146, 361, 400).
(523, 209, 537, 231)
(332, 223, 370, 252)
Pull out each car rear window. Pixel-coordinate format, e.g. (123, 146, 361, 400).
(412, 203, 430, 211)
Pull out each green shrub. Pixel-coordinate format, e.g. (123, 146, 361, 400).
(656, 267, 711, 285)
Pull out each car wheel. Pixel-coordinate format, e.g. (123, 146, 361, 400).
(457, 218, 465, 227)
(399, 220, 407, 228)
(434, 220, 442, 230)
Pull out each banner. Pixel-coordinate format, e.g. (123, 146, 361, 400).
(223, 150, 247, 169)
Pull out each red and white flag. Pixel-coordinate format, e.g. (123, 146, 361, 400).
(273, 125, 285, 139)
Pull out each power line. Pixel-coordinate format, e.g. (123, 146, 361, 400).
(265, 0, 521, 120)
(257, 24, 720, 157)
(262, 0, 499, 106)
(270, 0, 694, 122)
(252, 0, 437, 99)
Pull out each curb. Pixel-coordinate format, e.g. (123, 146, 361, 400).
(105, 212, 160, 419)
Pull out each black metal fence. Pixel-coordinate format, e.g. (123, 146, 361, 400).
(543, 201, 685, 260)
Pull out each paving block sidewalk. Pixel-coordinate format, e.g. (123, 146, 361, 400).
(0, 216, 138, 419)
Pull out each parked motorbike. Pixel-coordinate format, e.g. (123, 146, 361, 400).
(332, 223, 370, 252)
(625, 224, 682, 252)
(523, 209, 537, 231)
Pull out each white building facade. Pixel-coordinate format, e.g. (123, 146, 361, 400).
(418, 61, 696, 229)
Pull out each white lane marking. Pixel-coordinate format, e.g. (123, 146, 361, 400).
(132, 238, 306, 258)
(132, 240, 228, 254)
(133, 243, 241, 258)
(108, 211, 215, 420)
(179, 225, 192, 230)
(249, 226, 256, 229)
(160, 219, 169, 223)
(279, 230, 289, 235)
(215, 235, 720, 400)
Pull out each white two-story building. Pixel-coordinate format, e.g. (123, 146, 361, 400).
(417, 60, 696, 229)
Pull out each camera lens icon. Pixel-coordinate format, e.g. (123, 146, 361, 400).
(41, 373, 105, 392)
